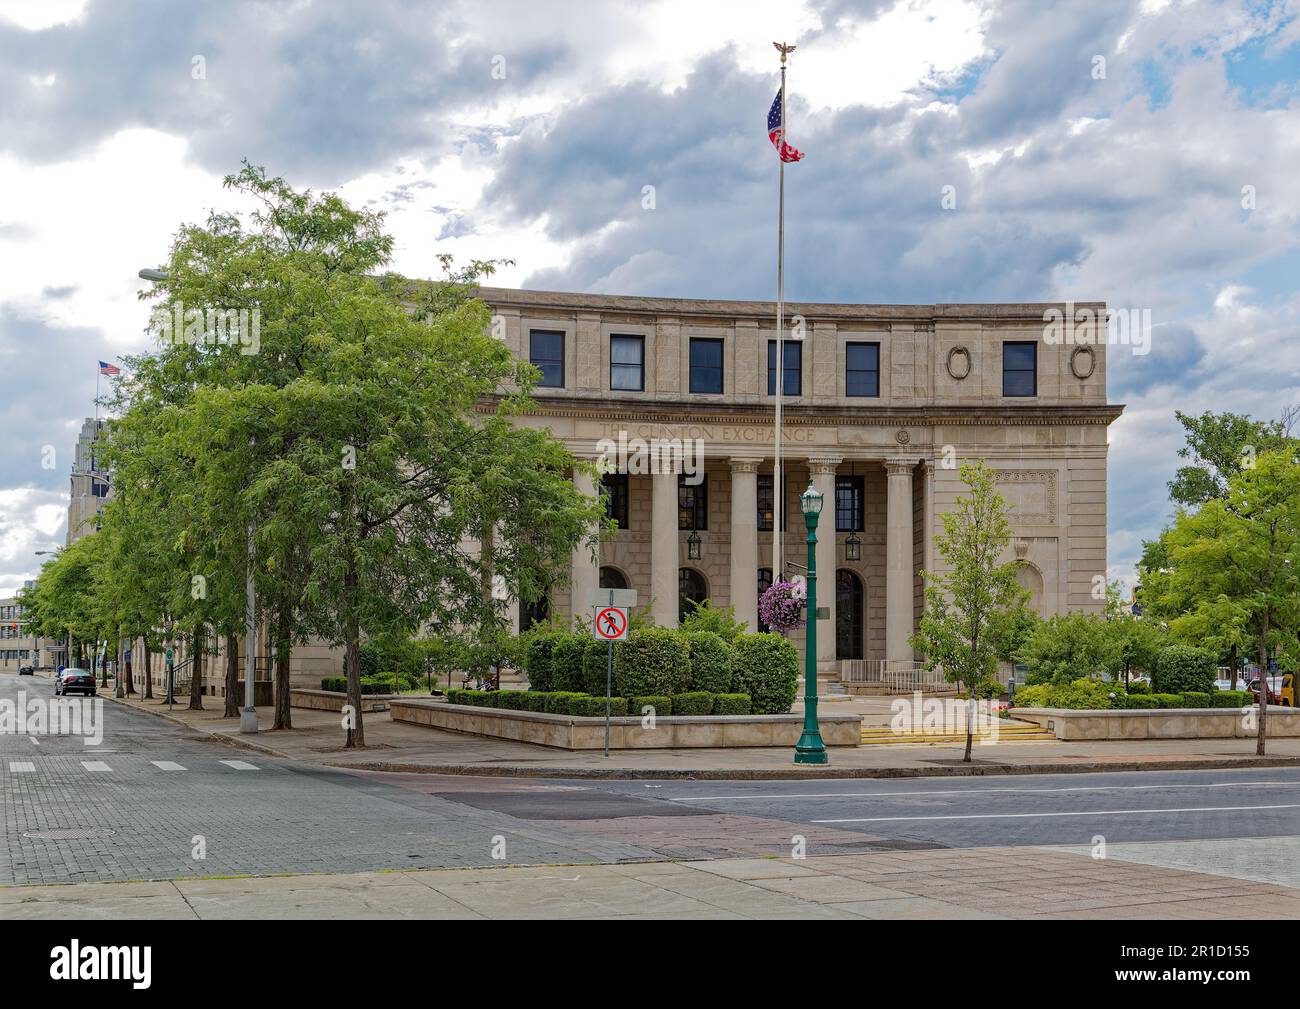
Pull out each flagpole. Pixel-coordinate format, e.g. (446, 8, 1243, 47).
(773, 42, 795, 580)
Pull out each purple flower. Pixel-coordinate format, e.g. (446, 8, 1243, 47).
(759, 580, 806, 635)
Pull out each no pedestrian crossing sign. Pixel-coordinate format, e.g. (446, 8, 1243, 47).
(593, 606, 629, 641)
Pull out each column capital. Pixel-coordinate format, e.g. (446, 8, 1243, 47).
(883, 458, 920, 476)
(729, 457, 763, 474)
(807, 455, 842, 476)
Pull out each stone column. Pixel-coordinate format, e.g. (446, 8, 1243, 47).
(651, 468, 679, 628)
(570, 465, 601, 622)
(728, 458, 761, 630)
(809, 457, 841, 671)
(885, 459, 916, 665)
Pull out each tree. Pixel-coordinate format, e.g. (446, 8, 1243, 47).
(912, 461, 1028, 762)
(1168, 410, 1290, 509)
(1164, 449, 1300, 754)
(1098, 612, 1165, 688)
(1016, 612, 1109, 685)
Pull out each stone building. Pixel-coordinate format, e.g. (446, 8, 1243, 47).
(66, 417, 111, 546)
(479, 287, 1121, 680)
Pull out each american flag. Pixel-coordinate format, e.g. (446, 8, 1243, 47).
(767, 90, 804, 163)
(98, 361, 120, 376)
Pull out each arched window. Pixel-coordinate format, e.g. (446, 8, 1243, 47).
(599, 567, 629, 590)
(678, 568, 709, 623)
(836, 569, 864, 660)
(756, 567, 773, 632)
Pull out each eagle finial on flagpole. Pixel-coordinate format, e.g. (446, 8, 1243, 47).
(773, 41, 796, 64)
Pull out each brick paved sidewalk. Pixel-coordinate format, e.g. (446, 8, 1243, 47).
(6, 845, 1299, 919)
(104, 693, 1300, 780)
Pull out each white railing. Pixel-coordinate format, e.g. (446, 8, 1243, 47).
(840, 659, 948, 692)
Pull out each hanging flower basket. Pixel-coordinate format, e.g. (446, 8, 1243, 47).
(759, 579, 806, 635)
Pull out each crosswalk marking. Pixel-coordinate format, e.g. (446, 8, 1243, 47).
(81, 761, 111, 772)
(8, 761, 35, 773)
(151, 761, 186, 771)
(219, 759, 259, 771)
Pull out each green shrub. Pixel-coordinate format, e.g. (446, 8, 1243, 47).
(1212, 690, 1250, 709)
(731, 633, 799, 714)
(1011, 678, 1113, 709)
(627, 695, 672, 717)
(1117, 693, 1158, 709)
(520, 691, 549, 712)
(1150, 692, 1184, 708)
(523, 631, 561, 692)
(494, 690, 528, 710)
(543, 691, 587, 714)
(582, 637, 614, 696)
(457, 689, 489, 706)
(321, 676, 345, 692)
(567, 695, 629, 717)
(1012, 684, 1051, 707)
(1152, 645, 1216, 695)
(1125, 679, 1151, 694)
(612, 628, 690, 697)
(684, 631, 733, 693)
(445, 688, 462, 704)
(672, 691, 715, 715)
(1180, 691, 1211, 709)
(550, 635, 588, 693)
(679, 599, 748, 643)
(714, 693, 752, 715)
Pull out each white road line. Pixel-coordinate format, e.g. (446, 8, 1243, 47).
(813, 803, 1300, 824)
(8, 761, 35, 773)
(669, 781, 1300, 803)
(151, 761, 186, 771)
(81, 761, 111, 772)
(219, 759, 259, 771)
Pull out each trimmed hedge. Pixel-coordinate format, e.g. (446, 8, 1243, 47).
(714, 693, 752, 715)
(672, 691, 715, 715)
(685, 631, 733, 693)
(732, 633, 799, 714)
(1125, 679, 1150, 694)
(1180, 691, 1211, 708)
(1213, 690, 1250, 709)
(550, 635, 588, 693)
(582, 637, 613, 696)
(1152, 645, 1216, 695)
(567, 695, 629, 717)
(1150, 692, 1184, 708)
(1116, 693, 1158, 709)
(628, 695, 672, 717)
(613, 628, 690, 697)
(524, 631, 562, 692)
(543, 690, 586, 714)
(320, 675, 396, 695)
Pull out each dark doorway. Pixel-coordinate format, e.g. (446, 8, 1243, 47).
(836, 569, 864, 660)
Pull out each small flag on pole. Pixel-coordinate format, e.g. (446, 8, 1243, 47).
(98, 361, 120, 376)
(767, 90, 805, 163)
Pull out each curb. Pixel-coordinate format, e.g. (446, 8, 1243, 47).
(325, 754, 1300, 781)
(99, 693, 296, 761)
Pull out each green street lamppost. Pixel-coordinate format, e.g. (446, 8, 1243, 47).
(794, 479, 828, 764)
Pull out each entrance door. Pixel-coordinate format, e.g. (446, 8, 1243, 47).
(836, 569, 863, 660)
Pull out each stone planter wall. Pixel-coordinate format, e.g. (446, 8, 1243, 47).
(389, 699, 861, 750)
(1009, 705, 1300, 741)
(290, 688, 399, 713)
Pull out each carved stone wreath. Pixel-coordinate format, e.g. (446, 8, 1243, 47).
(895, 429, 910, 445)
(946, 345, 971, 380)
(1070, 346, 1096, 380)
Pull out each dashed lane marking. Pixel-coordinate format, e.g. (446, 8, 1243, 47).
(219, 759, 259, 771)
(151, 761, 186, 771)
(8, 761, 35, 773)
(81, 761, 112, 772)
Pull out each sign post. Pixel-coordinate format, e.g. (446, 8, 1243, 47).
(592, 592, 631, 758)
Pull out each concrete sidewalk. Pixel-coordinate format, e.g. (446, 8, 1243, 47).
(102, 692, 1300, 780)
(6, 845, 1299, 919)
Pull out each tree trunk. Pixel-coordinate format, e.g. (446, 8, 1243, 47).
(273, 618, 292, 730)
(189, 627, 206, 711)
(1229, 644, 1238, 691)
(142, 637, 154, 699)
(224, 632, 240, 717)
(1257, 624, 1269, 757)
(99, 646, 107, 686)
(114, 634, 125, 698)
(124, 638, 135, 695)
(343, 560, 364, 748)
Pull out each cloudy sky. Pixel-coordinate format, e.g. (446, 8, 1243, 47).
(0, 0, 1297, 597)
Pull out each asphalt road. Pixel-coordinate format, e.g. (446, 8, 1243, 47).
(5, 670, 1300, 889)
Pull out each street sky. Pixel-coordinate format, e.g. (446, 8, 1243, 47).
(0, 0, 1297, 596)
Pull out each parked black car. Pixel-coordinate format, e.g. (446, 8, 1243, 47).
(18, 664, 33, 675)
(54, 667, 96, 696)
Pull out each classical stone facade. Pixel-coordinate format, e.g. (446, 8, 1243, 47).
(480, 287, 1121, 674)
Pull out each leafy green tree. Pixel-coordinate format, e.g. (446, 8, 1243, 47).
(680, 598, 748, 643)
(911, 461, 1028, 762)
(1168, 410, 1291, 509)
(1016, 612, 1108, 685)
(1098, 612, 1166, 688)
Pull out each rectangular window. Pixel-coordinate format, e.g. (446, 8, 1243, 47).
(1003, 341, 1037, 397)
(678, 474, 708, 530)
(602, 473, 629, 529)
(757, 475, 787, 531)
(689, 338, 724, 394)
(609, 334, 644, 391)
(846, 342, 880, 398)
(767, 340, 802, 396)
(835, 475, 865, 532)
(529, 329, 565, 388)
